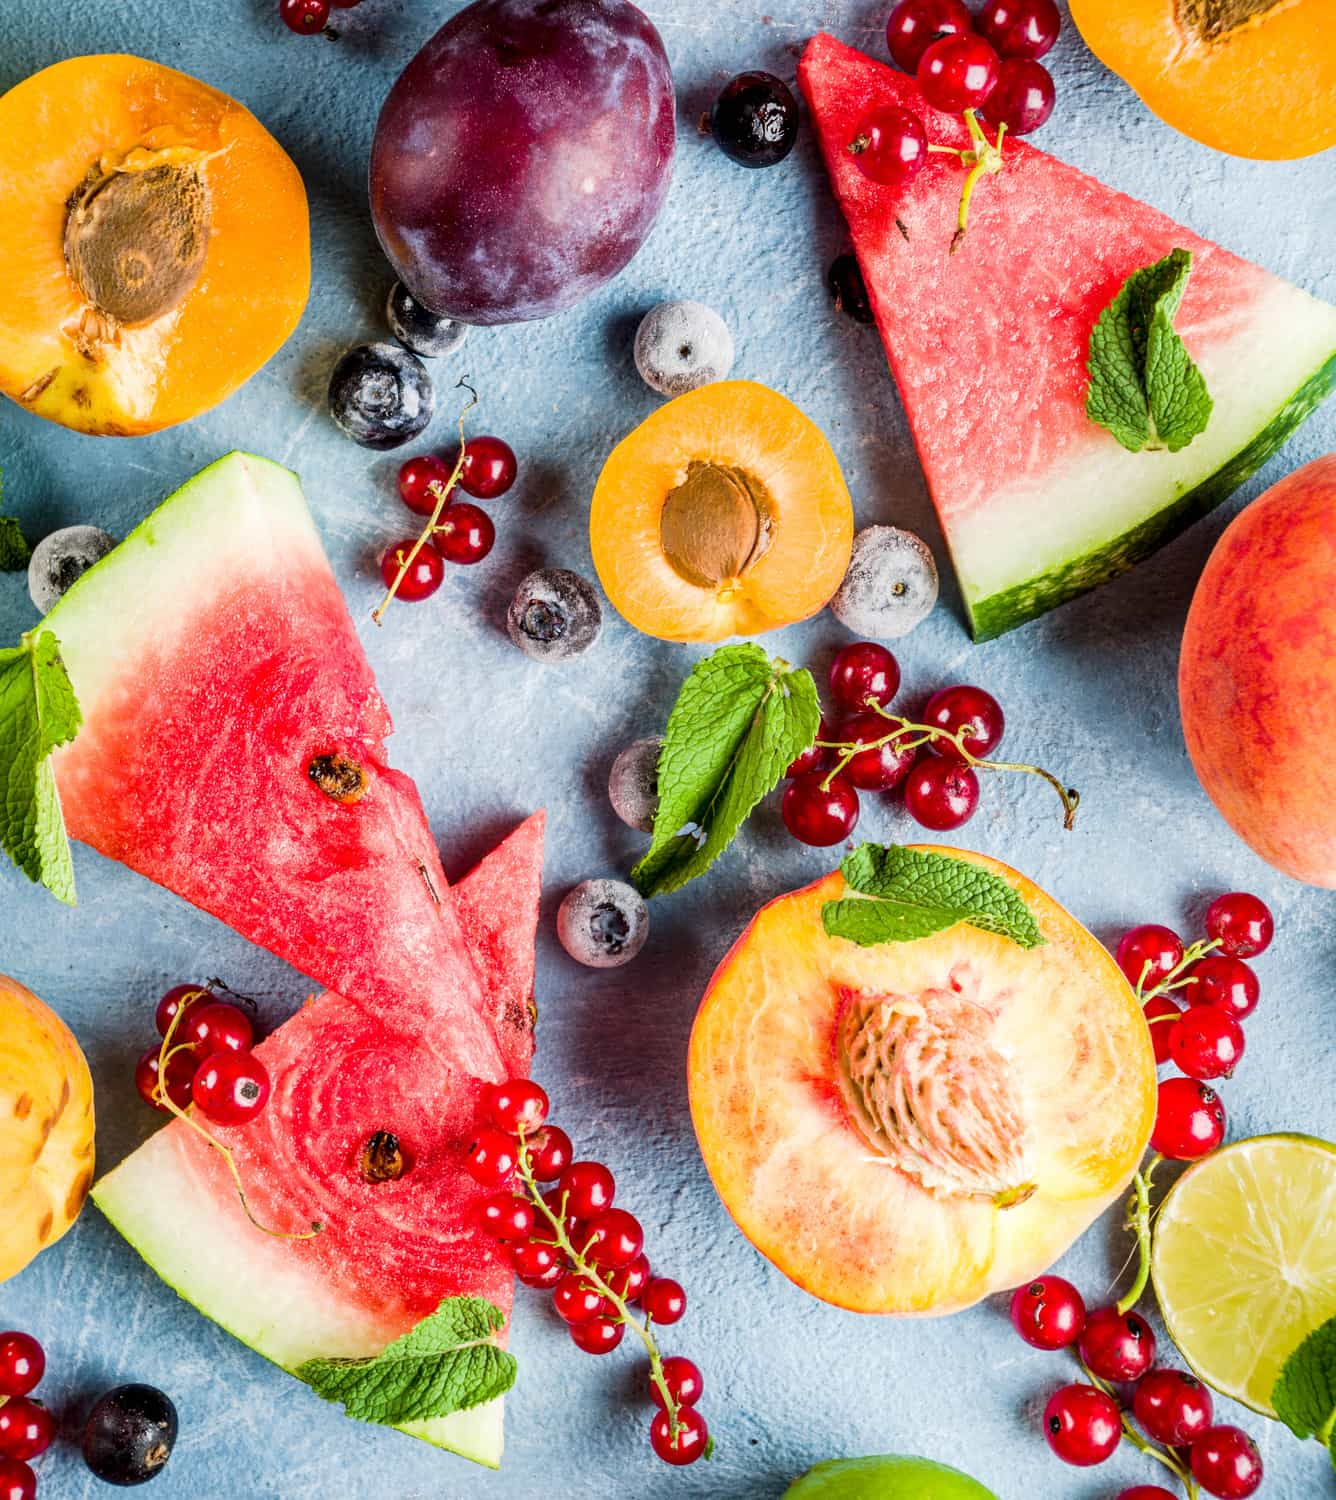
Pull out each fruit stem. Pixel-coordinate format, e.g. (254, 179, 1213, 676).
(950, 112, 1006, 255)
(1083, 1359, 1199, 1498)
(1134, 939, 1222, 1004)
(1117, 1154, 1161, 1316)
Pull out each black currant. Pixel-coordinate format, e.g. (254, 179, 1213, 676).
(81, 1384, 178, 1486)
(709, 71, 800, 168)
(827, 253, 874, 325)
(385, 281, 468, 359)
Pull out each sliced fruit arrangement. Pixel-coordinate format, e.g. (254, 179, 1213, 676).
(689, 845, 1155, 1314)
(590, 381, 854, 641)
(799, 33, 1336, 639)
(0, 55, 309, 436)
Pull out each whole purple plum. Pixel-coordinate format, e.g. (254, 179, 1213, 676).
(370, 0, 675, 325)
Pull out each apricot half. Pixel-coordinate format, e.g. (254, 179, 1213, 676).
(590, 381, 854, 641)
(0, 55, 309, 437)
(689, 850, 1156, 1315)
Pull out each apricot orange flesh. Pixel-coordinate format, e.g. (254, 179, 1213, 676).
(590, 381, 854, 642)
(0, 54, 309, 436)
(689, 850, 1156, 1315)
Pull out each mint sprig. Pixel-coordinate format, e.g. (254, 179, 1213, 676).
(0, 630, 82, 904)
(631, 644, 820, 899)
(1274, 1313, 1336, 1470)
(297, 1296, 516, 1427)
(821, 844, 1045, 949)
(1086, 248, 1213, 454)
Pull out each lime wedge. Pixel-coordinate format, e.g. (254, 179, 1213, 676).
(1152, 1133, 1336, 1416)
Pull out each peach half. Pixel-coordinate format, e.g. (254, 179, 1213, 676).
(689, 849, 1156, 1314)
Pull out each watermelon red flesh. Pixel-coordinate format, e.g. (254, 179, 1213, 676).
(799, 35, 1336, 639)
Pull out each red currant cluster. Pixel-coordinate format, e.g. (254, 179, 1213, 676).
(1012, 1278, 1263, 1496)
(781, 641, 1077, 846)
(134, 984, 271, 1128)
(278, 0, 361, 36)
(465, 1079, 709, 1467)
(378, 436, 515, 608)
(0, 1333, 52, 1500)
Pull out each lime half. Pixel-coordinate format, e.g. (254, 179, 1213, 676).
(1152, 1133, 1336, 1416)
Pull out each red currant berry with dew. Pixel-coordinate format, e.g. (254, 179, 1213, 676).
(1182, 955, 1260, 1020)
(1204, 892, 1273, 958)
(1151, 1078, 1226, 1161)
(1115, 924, 1184, 991)
(1168, 1004, 1245, 1080)
(1009, 1276, 1085, 1350)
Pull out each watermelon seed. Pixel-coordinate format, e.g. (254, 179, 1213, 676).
(416, 858, 442, 907)
(307, 753, 368, 804)
(359, 1131, 408, 1184)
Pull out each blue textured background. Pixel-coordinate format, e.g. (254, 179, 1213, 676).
(2, 3, 1334, 1497)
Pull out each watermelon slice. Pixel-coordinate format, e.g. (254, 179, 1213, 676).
(799, 34, 1336, 639)
(92, 817, 544, 1469)
(43, 452, 515, 1078)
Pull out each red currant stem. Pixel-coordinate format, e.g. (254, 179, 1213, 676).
(1134, 938, 1223, 1004)
(154, 1004, 323, 1242)
(950, 112, 1006, 255)
(1116, 1154, 1162, 1316)
(372, 381, 478, 626)
(1079, 1360, 1198, 1498)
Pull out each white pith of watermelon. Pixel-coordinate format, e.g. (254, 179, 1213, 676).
(92, 816, 545, 1469)
(45, 452, 512, 1080)
(799, 35, 1336, 639)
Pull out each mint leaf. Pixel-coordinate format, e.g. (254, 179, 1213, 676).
(297, 1296, 516, 1427)
(1274, 1313, 1336, 1449)
(1086, 248, 1212, 453)
(0, 631, 82, 904)
(632, 644, 819, 899)
(0, 515, 29, 572)
(821, 844, 1045, 950)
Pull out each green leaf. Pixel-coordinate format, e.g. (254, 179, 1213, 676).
(821, 844, 1045, 950)
(631, 644, 820, 899)
(1086, 248, 1212, 454)
(297, 1296, 517, 1427)
(0, 631, 82, 904)
(0, 515, 29, 572)
(1274, 1313, 1336, 1448)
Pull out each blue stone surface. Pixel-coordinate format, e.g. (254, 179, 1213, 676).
(1, 4, 1333, 1497)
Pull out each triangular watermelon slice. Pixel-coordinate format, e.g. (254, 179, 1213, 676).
(91, 817, 545, 1469)
(800, 34, 1336, 639)
(42, 453, 513, 1078)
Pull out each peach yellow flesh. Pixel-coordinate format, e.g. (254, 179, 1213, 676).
(590, 381, 854, 642)
(689, 850, 1156, 1315)
(0, 54, 309, 436)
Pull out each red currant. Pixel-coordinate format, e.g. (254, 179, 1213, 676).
(846, 106, 927, 187)
(1115, 1491, 1178, 1500)
(787, 718, 833, 779)
(1205, 892, 1273, 958)
(465, 1128, 520, 1187)
(922, 684, 1004, 759)
(433, 502, 495, 565)
(459, 436, 517, 499)
(181, 1000, 253, 1057)
(527, 1125, 573, 1182)
(650, 1404, 710, 1466)
(192, 1049, 271, 1126)
(1008, 1276, 1085, 1350)
(0, 1461, 34, 1500)
(279, 0, 330, 34)
(782, 773, 860, 846)
(652, 1355, 704, 1408)
(903, 756, 979, 830)
(976, 0, 1060, 59)
(558, 1161, 615, 1219)
(978, 57, 1054, 135)
(918, 34, 1000, 114)
(836, 712, 917, 792)
(885, 0, 974, 73)
(1182, 955, 1259, 1021)
(134, 1045, 197, 1113)
(381, 539, 445, 601)
(1168, 1004, 1245, 1081)
(0, 1399, 54, 1462)
(1079, 1306, 1155, 1382)
(1133, 1368, 1214, 1447)
(1115, 924, 1184, 991)
(478, 1193, 535, 1241)
(1189, 1425, 1263, 1498)
(605, 1252, 651, 1302)
(582, 1208, 644, 1270)
(1042, 1384, 1121, 1466)
(830, 642, 900, 713)
(569, 1316, 624, 1355)
(1143, 994, 1182, 1064)
(1151, 1078, 1226, 1160)
(154, 982, 212, 1037)
(642, 1277, 686, 1326)
(397, 454, 454, 517)
(483, 1078, 549, 1135)
(511, 1239, 563, 1285)
(552, 1274, 609, 1324)
(0, 1336, 43, 1399)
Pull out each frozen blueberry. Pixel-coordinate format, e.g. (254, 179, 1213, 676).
(507, 568, 603, 662)
(710, 71, 800, 168)
(28, 524, 115, 613)
(82, 1383, 177, 1486)
(328, 342, 434, 450)
(831, 525, 939, 640)
(557, 879, 649, 968)
(386, 281, 468, 359)
(827, 253, 874, 325)
(634, 301, 734, 397)
(608, 736, 663, 833)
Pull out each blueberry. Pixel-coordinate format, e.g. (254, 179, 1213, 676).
(831, 525, 939, 640)
(608, 736, 662, 833)
(328, 342, 434, 450)
(710, 71, 800, 168)
(28, 525, 115, 613)
(557, 879, 649, 968)
(386, 281, 468, 360)
(81, 1383, 177, 1486)
(507, 568, 603, 662)
(634, 301, 734, 397)
(827, 253, 874, 325)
